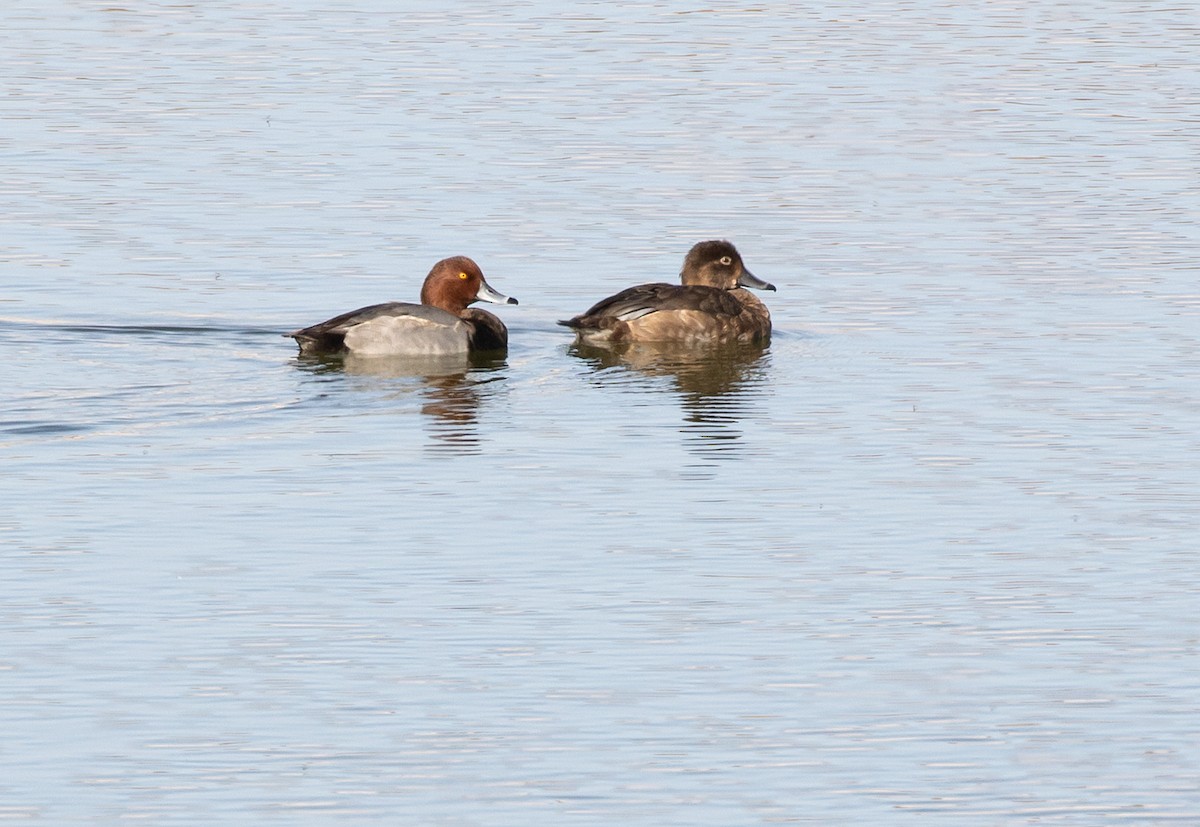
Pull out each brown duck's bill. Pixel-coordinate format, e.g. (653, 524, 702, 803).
(476, 279, 519, 305)
(738, 269, 776, 292)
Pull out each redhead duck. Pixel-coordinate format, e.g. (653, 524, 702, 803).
(286, 256, 518, 357)
(558, 240, 775, 344)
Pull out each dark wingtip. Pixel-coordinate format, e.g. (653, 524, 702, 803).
(507, 297, 519, 306)
(557, 318, 581, 329)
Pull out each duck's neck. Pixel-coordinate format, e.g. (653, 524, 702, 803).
(421, 286, 468, 316)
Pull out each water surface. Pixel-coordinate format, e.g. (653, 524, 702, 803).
(2, 2, 1198, 824)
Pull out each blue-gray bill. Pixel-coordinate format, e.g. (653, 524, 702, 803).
(477, 280, 519, 305)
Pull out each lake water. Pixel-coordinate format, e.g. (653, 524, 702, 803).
(3, 2, 1198, 824)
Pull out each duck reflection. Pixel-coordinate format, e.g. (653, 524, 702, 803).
(294, 352, 507, 453)
(568, 339, 770, 462)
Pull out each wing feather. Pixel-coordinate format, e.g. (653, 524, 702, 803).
(559, 284, 745, 329)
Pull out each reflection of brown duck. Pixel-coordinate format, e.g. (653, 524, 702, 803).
(569, 339, 769, 401)
(560, 241, 775, 345)
(568, 339, 770, 461)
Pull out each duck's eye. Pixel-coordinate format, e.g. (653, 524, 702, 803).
(458, 272, 469, 280)
(719, 256, 733, 266)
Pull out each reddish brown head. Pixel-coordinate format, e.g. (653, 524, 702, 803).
(419, 256, 518, 316)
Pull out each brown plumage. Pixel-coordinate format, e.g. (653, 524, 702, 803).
(559, 240, 775, 344)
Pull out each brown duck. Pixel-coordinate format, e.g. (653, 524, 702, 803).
(559, 240, 775, 344)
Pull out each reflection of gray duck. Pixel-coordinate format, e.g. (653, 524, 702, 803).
(287, 256, 517, 357)
(560, 241, 775, 345)
(290, 351, 508, 454)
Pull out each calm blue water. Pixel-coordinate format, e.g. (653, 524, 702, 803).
(3, 2, 1198, 824)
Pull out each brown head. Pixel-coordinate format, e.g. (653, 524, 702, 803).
(679, 240, 776, 292)
(419, 255, 519, 316)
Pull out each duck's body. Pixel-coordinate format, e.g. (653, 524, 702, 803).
(289, 301, 508, 357)
(287, 256, 517, 357)
(559, 240, 774, 345)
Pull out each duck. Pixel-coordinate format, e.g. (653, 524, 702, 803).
(286, 256, 518, 357)
(558, 240, 775, 344)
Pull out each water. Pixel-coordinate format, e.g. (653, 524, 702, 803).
(3, 2, 1198, 823)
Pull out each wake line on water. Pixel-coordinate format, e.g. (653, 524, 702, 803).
(0, 317, 284, 337)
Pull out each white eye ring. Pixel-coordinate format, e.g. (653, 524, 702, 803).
(719, 255, 733, 266)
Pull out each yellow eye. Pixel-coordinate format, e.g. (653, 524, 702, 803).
(458, 272, 469, 280)
(719, 256, 732, 266)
